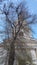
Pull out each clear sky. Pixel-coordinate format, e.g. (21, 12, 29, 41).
(26, 0, 37, 39)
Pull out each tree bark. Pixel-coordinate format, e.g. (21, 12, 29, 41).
(8, 41, 15, 65)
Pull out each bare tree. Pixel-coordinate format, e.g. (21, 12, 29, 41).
(2, 1, 37, 65)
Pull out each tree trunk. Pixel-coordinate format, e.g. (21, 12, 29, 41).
(8, 41, 15, 65)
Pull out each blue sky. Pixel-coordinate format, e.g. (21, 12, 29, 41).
(26, 0, 37, 14)
(26, 0, 37, 39)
